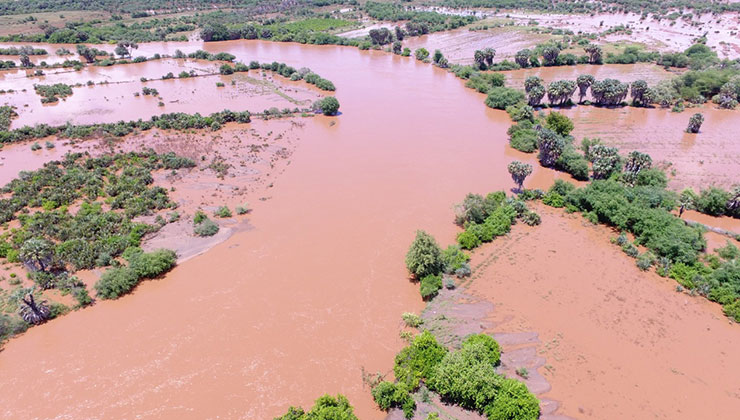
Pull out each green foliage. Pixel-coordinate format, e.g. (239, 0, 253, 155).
(275, 394, 359, 420)
(394, 331, 448, 390)
(371, 381, 416, 418)
(457, 230, 482, 250)
(484, 378, 540, 420)
(420, 274, 443, 300)
(545, 112, 574, 136)
(543, 192, 565, 207)
(507, 161, 533, 191)
(126, 249, 176, 279)
(317, 97, 340, 116)
(462, 333, 501, 366)
(94, 266, 139, 299)
(695, 188, 730, 216)
(507, 120, 538, 153)
(214, 206, 232, 218)
(405, 231, 443, 279)
(402, 312, 423, 328)
(441, 245, 470, 274)
(194, 217, 219, 237)
(485, 87, 525, 110)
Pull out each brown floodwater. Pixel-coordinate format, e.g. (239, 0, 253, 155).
(0, 40, 524, 420)
(0, 40, 738, 420)
(559, 105, 740, 189)
(468, 204, 740, 420)
(1, 58, 322, 127)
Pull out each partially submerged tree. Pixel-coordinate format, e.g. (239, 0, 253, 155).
(515, 49, 531, 68)
(537, 129, 565, 167)
(686, 113, 704, 133)
(405, 231, 443, 279)
(584, 44, 603, 64)
(542, 46, 560, 66)
(623, 151, 652, 185)
(546, 80, 576, 106)
(590, 144, 622, 179)
(591, 79, 629, 106)
(507, 161, 533, 192)
(482, 47, 496, 67)
(369, 28, 393, 45)
(11, 288, 50, 324)
(19, 238, 54, 272)
(576, 74, 595, 103)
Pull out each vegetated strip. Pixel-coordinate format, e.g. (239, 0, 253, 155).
(0, 151, 195, 343)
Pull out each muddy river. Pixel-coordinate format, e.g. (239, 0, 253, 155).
(0, 40, 739, 420)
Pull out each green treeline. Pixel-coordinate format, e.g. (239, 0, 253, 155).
(0, 109, 251, 144)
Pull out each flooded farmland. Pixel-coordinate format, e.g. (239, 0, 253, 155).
(1, 38, 739, 420)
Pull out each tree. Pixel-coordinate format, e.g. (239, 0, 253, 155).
(483, 47, 496, 67)
(19, 54, 32, 68)
(686, 113, 704, 133)
(473, 50, 485, 69)
(623, 151, 652, 185)
(507, 161, 533, 192)
(590, 144, 622, 179)
(76, 44, 96, 63)
(542, 46, 560, 66)
(432, 49, 444, 64)
(11, 288, 50, 324)
(537, 129, 565, 167)
(630, 80, 653, 107)
(527, 85, 545, 107)
(524, 76, 543, 93)
(414, 48, 429, 61)
(405, 231, 443, 279)
(514, 49, 531, 68)
(584, 44, 603, 64)
(19, 238, 54, 272)
(369, 28, 393, 45)
(576, 74, 595, 103)
(591, 79, 629, 106)
(115, 40, 138, 58)
(318, 97, 340, 116)
(546, 80, 576, 106)
(392, 41, 402, 55)
(545, 112, 574, 136)
(394, 26, 405, 41)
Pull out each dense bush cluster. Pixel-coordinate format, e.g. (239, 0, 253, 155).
(95, 248, 176, 299)
(218, 60, 336, 92)
(454, 191, 539, 250)
(405, 231, 472, 299)
(0, 46, 46, 55)
(372, 331, 538, 420)
(0, 152, 192, 282)
(0, 109, 251, 144)
(275, 394, 359, 420)
(33, 83, 74, 103)
(0, 105, 17, 131)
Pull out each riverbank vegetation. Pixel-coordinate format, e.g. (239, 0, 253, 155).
(0, 151, 194, 343)
(275, 394, 359, 420)
(0, 109, 251, 144)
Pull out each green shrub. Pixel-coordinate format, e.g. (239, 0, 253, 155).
(402, 312, 423, 328)
(622, 243, 639, 257)
(542, 192, 565, 207)
(461, 333, 501, 366)
(214, 206, 232, 218)
(723, 300, 740, 322)
(127, 249, 176, 279)
(484, 378, 540, 420)
(394, 331, 448, 390)
(275, 394, 358, 420)
(194, 218, 219, 237)
(429, 342, 502, 411)
(405, 231, 443, 278)
(317, 96, 340, 116)
(695, 188, 730, 216)
(441, 245, 470, 274)
(457, 230, 481, 250)
(95, 267, 139, 299)
(636, 251, 656, 271)
(420, 274, 443, 300)
(545, 111, 574, 136)
(485, 87, 525, 110)
(371, 381, 415, 418)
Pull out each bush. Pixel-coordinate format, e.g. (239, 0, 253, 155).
(484, 378, 540, 420)
(214, 206, 232, 218)
(522, 211, 541, 226)
(405, 231, 443, 278)
(429, 341, 502, 411)
(457, 230, 482, 250)
(441, 245, 470, 274)
(371, 382, 416, 419)
(317, 96, 340, 116)
(545, 111, 574, 136)
(127, 249, 176, 279)
(461, 333, 501, 366)
(420, 274, 443, 300)
(542, 192, 565, 207)
(402, 312, 423, 328)
(95, 267, 139, 299)
(695, 188, 730, 216)
(394, 331, 448, 389)
(194, 218, 219, 237)
(485, 87, 525, 110)
(636, 252, 656, 271)
(275, 394, 358, 420)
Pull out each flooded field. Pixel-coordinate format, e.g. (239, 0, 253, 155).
(468, 204, 740, 420)
(559, 105, 740, 190)
(0, 39, 738, 420)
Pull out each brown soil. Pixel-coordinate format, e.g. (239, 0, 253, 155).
(467, 203, 740, 420)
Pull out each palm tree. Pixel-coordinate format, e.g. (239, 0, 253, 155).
(19, 238, 54, 272)
(11, 288, 50, 324)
